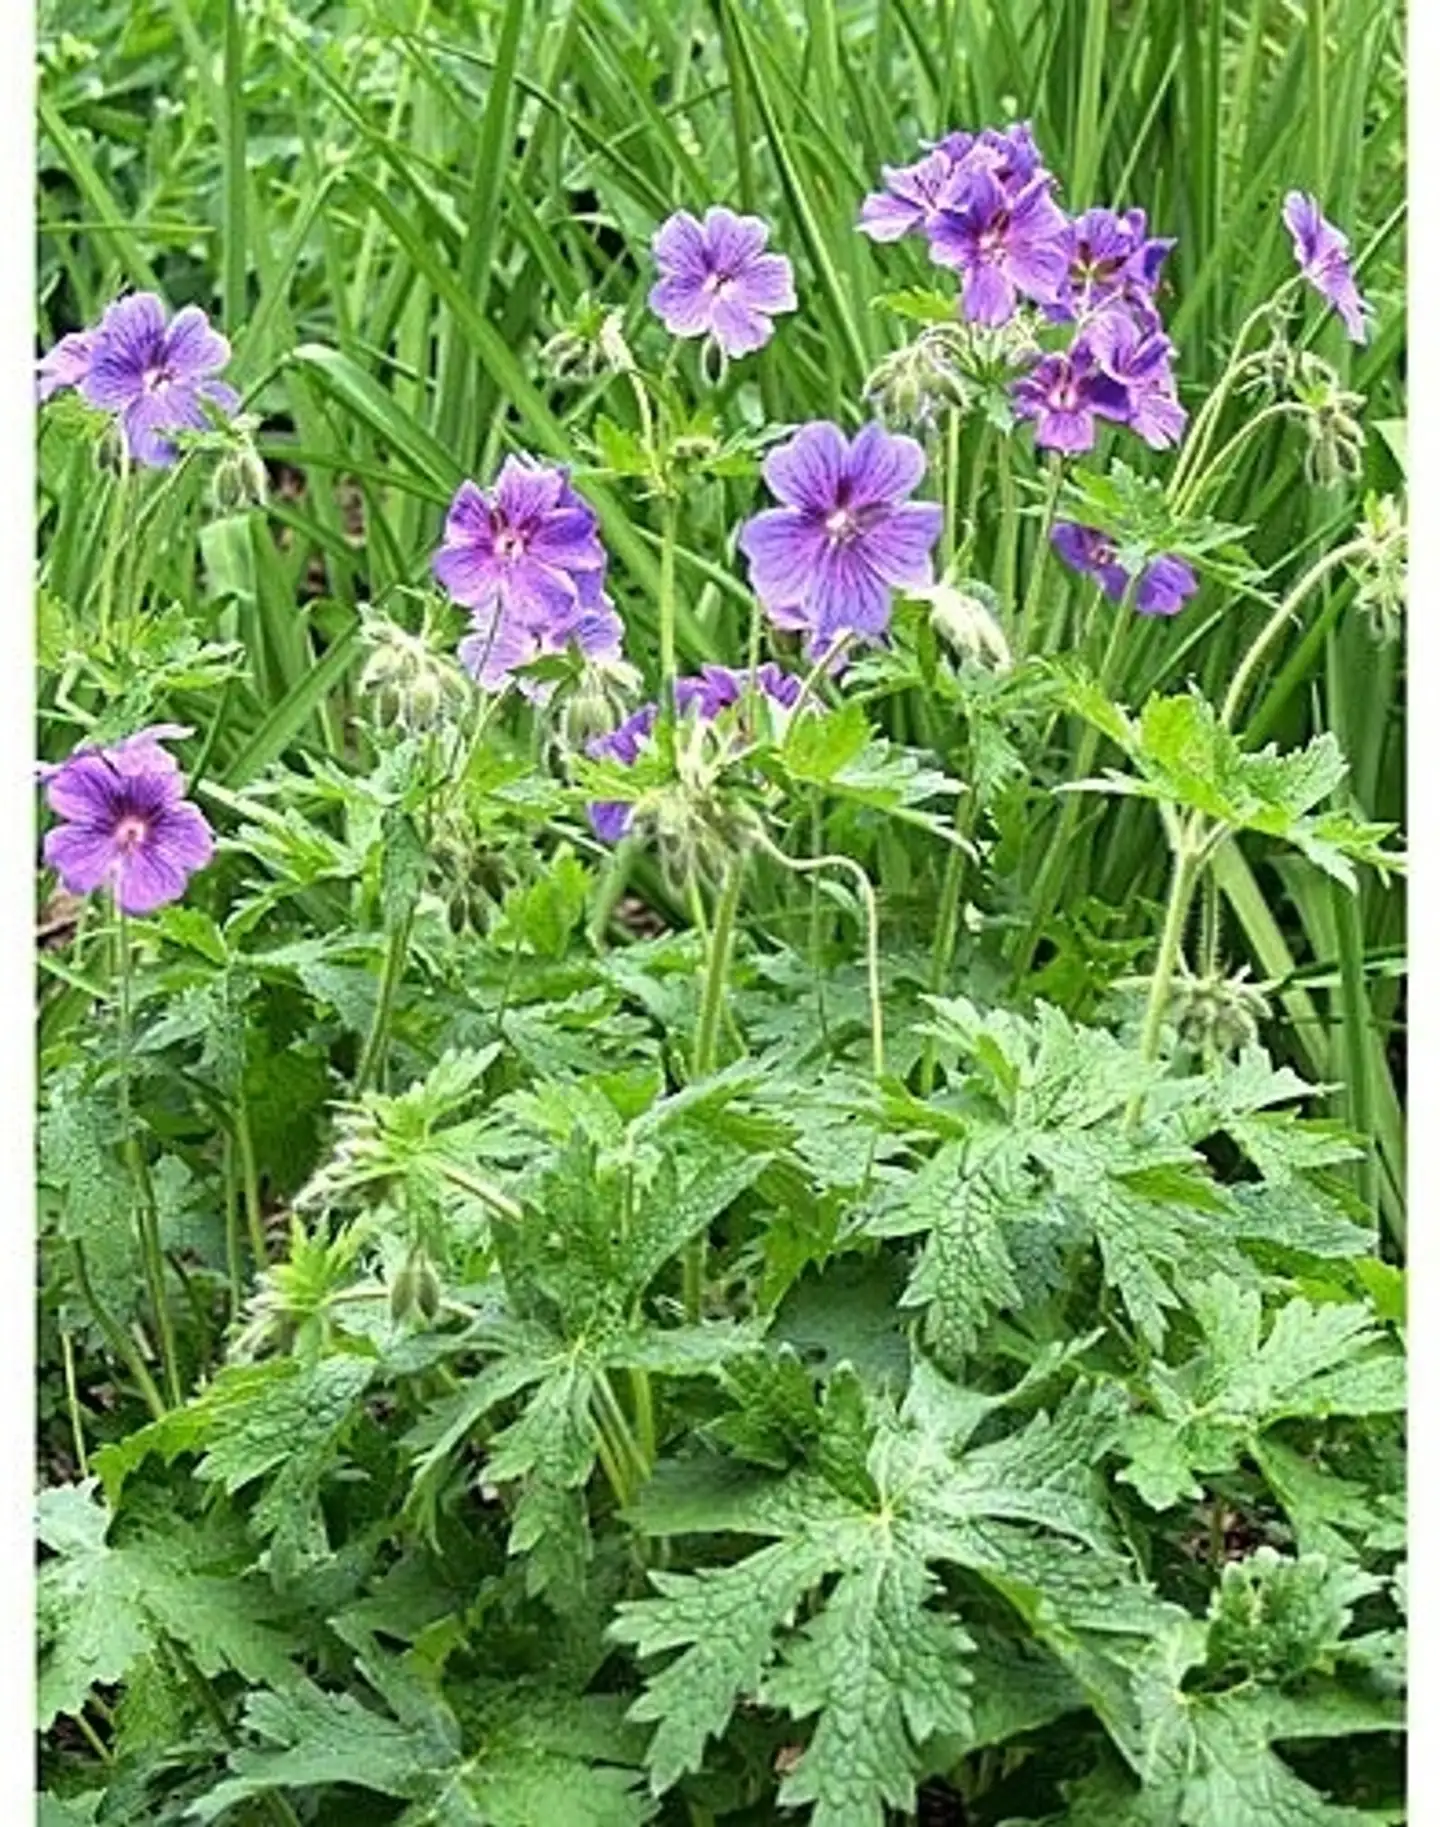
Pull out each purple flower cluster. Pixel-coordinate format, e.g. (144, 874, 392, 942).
(649, 207, 797, 359)
(41, 725, 215, 915)
(433, 458, 624, 692)
(738, 421, 942, 656)
(1050, 522, 1197, 617)
(37, 293, 239, 468)
(587, 664, 802, 842)
(1283, 192, 1370, 344)
(860, 122, 1185, 456)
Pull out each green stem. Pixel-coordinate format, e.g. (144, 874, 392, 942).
(1220, 539, 1367, 730)
(996, 436, 1019, 623)
(165, 1640, 301, 1827)
(61, 1329, 91, 1479)
(235, 1098, 269, 1269)
(69, 1241, 166, 1422)
(1176, 401, 1308, 517)
(658, 492, 679, 697)
(117, 911, 182, 1409)
(355, 896, 419, 1093)
(685, 857, 747, 1321)
(918, 793, 974, 1096)
(1126, 836, 1203, 1126)
(94, 446, 132, 651)
(942, 407, 964, 568)
(1017, 453, 1064, 656)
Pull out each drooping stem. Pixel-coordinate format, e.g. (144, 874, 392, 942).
(117, 910, 182, 1408)
(1175, 401, 1308, 516)
(1220, 539, 1367, 730)
(753, 828, 885, 1081)
(1125, 834, 1204, 1127)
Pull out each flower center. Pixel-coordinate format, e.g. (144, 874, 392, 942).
(142, 363, 177, 393)
(1054, 380, 1080, 411)
(494, 527, 527, 562)
(701, 270, 737, 299)
(114, 815, 149, 852)
(825, 508, 859, 545)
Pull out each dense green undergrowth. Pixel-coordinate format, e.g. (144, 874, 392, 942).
(37, 2, 1405, 1823)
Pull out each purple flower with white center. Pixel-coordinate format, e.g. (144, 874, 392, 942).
(36, 329, 97, 402)
(78, 294, 239, 468)
(1082, 306, 1188, 449)
(586, 666, 804, 841)
(1283, 191, 1370, 344)
(435, 458, 607, 629)
(739, 421, 942, 655)
(858, 150, 958, 243)
(648, 208, 797, 358)
(40, 725, 215, 915)
(1050, 207, 1174, 321)
(1050, 521, 1198, 617)
(926, 169, 1071, 325)
(1011, 344, 1129, 454)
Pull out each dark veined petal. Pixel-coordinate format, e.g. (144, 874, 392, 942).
(702, 206, 770, 271)
(733, 252, 796, 314)
(738, 507, 828, 608)
(761, 421, 848, 512)
(860, 500, 943, 587)
(652, 211, 709, 279)
(709, 293, 776, 357)
(164, 305, 232, 380)
(845, 422, 927, 508)
(648, 272, 714, 336)
(808, 544, 893, 644)
(43, 821, 122, 896)
(114, 842, 192, 916)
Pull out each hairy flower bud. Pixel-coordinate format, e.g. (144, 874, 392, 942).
(1350, 492, 1406, 644)
(864, 330, 973, 432)
(1292, 353, 1367, 489)
(542, 302, 635, 384)
(359, 610, 469, 735)
(915, 579, 1012, 671)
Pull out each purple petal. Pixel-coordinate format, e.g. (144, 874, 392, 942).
(733, 252, 796, 314)
(493, 457, 566, 527)
(762, 422, 848, 512)
(1136, 555, 1198, 616)
(163, 305, 231, 380)
(588, 801, 633, 843)
(43, 822, 121, 896)
(434, 543, 502, 611)
(809, 547, 893, 644)
(459, 608, 536, 690)
(151, 801, 216, 874)
(739, 507, 828, 608)
(961, 263, 1015, 325)
(845, 423, 927, 507)
(860, 501, 942, 588)
(710, 293, 776, 356)
(1035, 407, 1096, 454)
(652, 211, 709, 279)
(528, 507, 605, 572)
(702, 207, 769, 270)
(859, 190, 924, 242)
(648, 272, 714, 336)
(37, 330, 96, 402)
(44, 753, 122, 825)
(115, 842, 191, 916)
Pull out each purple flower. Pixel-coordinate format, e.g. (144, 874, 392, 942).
(36, 330, 97, 402)
(434, 459, 621, 693)
(1050, 207, 1174, 321)
(925, 169, 1071, 324)
(1050, 521, 1197, 617)
(738, 422, 942, 655)
(1282, 191, 1370, 344)
(858, 150, 958, 242)
(586, 666, 804, 841)
(649, 208, 797, 357)
(1011, 344, 1129, 454)
(40, 725, 215, 915)
(1082, 306, 1188, 449)
(933, 122, 1047, 195)
(79, 294, 239, 468)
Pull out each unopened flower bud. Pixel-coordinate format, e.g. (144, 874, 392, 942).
(915, 579, 1012, 672)
(1292, 353, 1366, 490)
(864, 329, 973, 433)
(359, 611, 469, 735)
(210, 442, 270, 513)
(1350, 492, 1406, 644)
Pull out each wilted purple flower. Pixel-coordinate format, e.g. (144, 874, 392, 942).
(78, 294, 239, 468)
(36, 330, 97, 402)
(459, 595, 625, 695)
(1050, 207, 1174, 321)
(926, 169, 1071, 324)
(1083, 307, 1187, 448)
(1282, 191, 1370, 344)
(739, 421, 942, 654)
(586, 666, 804, 841)
(1051, 521, 1197, 617)
(649, 208, 797, 357)
(858, 150, 958, 243)
(40, 725, 215, 915)
(1012, 344, 1129, 454)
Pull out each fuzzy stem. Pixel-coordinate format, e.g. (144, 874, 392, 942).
(117, 911, 183, 1408)
(61, 1329, 91, 1479)
(658, 493, 679, 698)
(996, 437, 1019, 621)
(1220, 539, 1368, 730)
(684, 857, 747, 1321)
(1017, 453, 1065, 656)
(1125, 835, 1204, 1127)
(355, 896, 418, 1094)
(1176, 401, 1309, 516)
